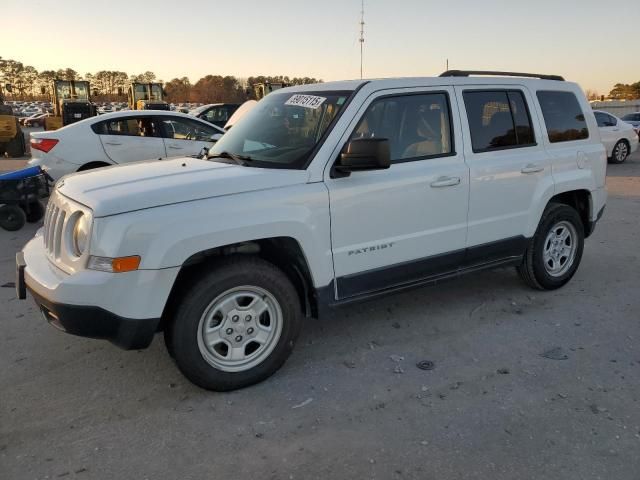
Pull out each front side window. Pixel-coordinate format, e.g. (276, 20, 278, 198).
(208, 91, 351, 169)
(160, 117, 217, 141)
(463, 90, 535, 152)
(94, 117, 159, 137)
(350, 92, 453, 162)
(536, 91, 589, 143)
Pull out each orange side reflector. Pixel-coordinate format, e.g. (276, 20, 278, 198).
(112, 256, 141, 273)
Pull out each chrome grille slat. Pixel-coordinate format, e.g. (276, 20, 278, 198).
(53, 210, 66, 259)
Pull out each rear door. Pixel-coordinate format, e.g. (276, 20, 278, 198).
(455, 85, 553, 257)
(96, 115, 166, 164)
(157, 116, 219, 157)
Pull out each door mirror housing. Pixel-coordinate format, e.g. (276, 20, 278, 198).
(335, 138, 391, 174)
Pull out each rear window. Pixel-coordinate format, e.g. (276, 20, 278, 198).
(536, 91, 589, 143)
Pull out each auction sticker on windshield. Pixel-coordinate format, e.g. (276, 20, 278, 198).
(285, 94, 326, 109)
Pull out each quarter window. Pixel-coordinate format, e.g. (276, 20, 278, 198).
(350, 93, 453, 162)
(536, 91, 589, 143)
(463, 90, 535, 152)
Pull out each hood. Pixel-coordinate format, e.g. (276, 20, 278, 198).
(56, 157, 309, 217)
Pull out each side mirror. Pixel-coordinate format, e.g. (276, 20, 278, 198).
(210, 133, 223, 143)
(335, 138, 391, 174)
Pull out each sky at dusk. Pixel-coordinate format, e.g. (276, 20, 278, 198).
(4, 0, 639, 94)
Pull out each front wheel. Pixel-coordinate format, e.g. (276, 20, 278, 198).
(517, 203, 584, 290)
(166, 256, 302, 391)
(609, 140, 629, 164)
(0, 204, 26, 231)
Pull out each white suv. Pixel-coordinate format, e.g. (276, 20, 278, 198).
(17, 71, 607, 391)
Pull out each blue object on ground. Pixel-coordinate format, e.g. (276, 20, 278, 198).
(0, 166, 42, 181)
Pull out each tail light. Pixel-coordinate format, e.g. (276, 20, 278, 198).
(30, 138, 59, 153)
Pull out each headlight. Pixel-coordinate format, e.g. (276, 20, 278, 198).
(71, 212, 91, 257)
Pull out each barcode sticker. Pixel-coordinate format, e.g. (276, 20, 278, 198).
(284, 94, 326, 109)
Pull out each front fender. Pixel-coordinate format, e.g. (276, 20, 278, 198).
(90, 183, 333, 288)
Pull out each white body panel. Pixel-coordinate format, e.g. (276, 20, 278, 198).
(28, 110, 223, 180)
(593, 110, 639, 158)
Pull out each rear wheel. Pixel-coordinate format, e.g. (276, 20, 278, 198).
(0, 205, 26, 231)
(517, 203, 584, 290)
(166, 256, 302, 391)
(5, 134, 25, 158)
(609, 140, 629, 164)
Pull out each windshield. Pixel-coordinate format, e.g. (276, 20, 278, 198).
(56, 82, 88, 100)
(208, 90, 352, 169)
(621, 113, 640, 121)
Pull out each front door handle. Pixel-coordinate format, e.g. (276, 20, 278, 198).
(521, 164, 544, 174)
(168, 144, 183, 149)
(430, 176, 461, 188)
(104, 141, 122, 146)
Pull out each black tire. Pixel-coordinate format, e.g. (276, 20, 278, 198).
(0, 204, 27, 231)
(25, 200, 45, 223)
(609, 140, 629, 164)
(517, 203, 584, 290)
(166, 256, 302, 391)
(5, 135, 25, 158)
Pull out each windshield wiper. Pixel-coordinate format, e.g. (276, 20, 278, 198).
(208, 151, 254, 166)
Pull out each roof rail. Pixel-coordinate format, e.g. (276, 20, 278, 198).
(439, 70, 565, 82)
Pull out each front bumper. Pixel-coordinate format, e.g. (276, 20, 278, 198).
(18, 231, 180, 350)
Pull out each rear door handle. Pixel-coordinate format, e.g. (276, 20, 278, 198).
(168, 144, 183, 149)
(521, 164, 544, 174)
(104, 141, 122, 146)
(430, 176, 461, 188)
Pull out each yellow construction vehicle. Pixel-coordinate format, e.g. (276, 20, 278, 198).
(252, 82, 290, 100)
(127, 83, 170, 110)
(0, 84, 26, 158)
(44, 80, 97, 131)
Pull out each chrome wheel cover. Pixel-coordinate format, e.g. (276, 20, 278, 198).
(615, 142, 628, 162)
(197, 286, 283, 372)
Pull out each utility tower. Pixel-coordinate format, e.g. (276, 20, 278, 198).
(359, 0, 365, 79)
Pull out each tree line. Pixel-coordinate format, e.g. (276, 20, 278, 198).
(0, 56, 321, 103)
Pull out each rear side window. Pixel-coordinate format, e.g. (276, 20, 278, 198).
(536, 91, 589, 143)
(92, 117, 160, 137)
(463, 90, 535, 152)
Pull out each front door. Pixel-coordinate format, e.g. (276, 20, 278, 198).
(594, 111, 618, 154)
(98, 115, 166, 164)
(325, 88, 469, 300)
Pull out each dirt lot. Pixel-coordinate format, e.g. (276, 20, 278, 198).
(1, 152, 639, 480)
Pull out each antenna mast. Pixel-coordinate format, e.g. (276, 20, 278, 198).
(359, 0, 365, 79)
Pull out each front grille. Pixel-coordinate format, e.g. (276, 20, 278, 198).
(43, 193, 67, 261)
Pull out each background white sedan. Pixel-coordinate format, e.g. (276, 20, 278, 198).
(593, 110, 639, 164)
(28, 110, 224, 180)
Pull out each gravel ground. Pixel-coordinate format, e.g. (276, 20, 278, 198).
(1, 152, 639, 480)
